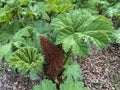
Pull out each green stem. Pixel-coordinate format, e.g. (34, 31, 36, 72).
(64, 48, 72, 65)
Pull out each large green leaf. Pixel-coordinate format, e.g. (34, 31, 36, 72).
(8, 46, 44, 74)
(51, 9, 114, 56)
(60, 76, 90, 90)
(63, 60, 82, 81)
(33, 79, 56, 90)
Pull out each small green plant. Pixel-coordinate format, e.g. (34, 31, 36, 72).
(33, 76, 89, 90)
(63, 60, 82, 81)
(115, 28, 120, 43)
(33, 79, 56, 90)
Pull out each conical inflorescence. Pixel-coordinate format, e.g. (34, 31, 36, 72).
(40, 35, 64, 80)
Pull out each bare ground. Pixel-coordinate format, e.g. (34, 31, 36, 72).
(81, 44, 120, 90)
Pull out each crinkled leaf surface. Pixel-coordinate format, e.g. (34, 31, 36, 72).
(33, 79, 56, 90)
(9, 47, 44, 74)
(51, 9, 114, 56)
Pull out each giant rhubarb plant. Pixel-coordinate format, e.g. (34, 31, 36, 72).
(40, 36, 64, 81)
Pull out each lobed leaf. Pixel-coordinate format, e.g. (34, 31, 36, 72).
(33, 79, 56, 90)
(63, 60, 82, 81)
(51, 9, 114, 56)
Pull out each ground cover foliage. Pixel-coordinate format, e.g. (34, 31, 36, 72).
(0, 0, 120, 90)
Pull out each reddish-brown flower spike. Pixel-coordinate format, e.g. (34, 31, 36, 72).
(40, 35, 64, 80)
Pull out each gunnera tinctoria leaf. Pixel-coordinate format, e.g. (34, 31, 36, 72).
(51, 9, 114, 56)
(8, 46, 44, 74)
(40, 35, 64, 80)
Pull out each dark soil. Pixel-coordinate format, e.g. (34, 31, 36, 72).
(81, 44, 120, 90)
(0, 44, 120, 90)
